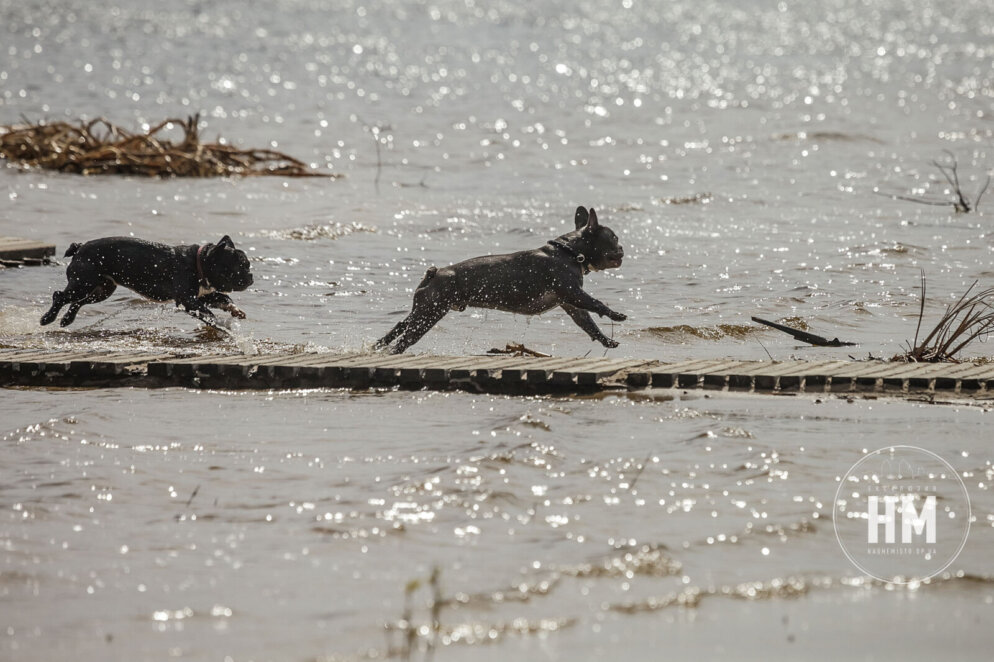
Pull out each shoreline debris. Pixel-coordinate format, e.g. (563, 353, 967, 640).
(0, 114, 339, 178)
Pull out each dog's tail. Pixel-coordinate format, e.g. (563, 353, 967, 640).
(416, 266, 438, 289)
(64, 242, 82, 258)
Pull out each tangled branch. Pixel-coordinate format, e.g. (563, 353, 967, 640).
(0, 114, 340, 178)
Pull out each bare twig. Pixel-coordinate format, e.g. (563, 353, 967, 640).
(877, 152, 989, 213)
(356, 118, 390, 194)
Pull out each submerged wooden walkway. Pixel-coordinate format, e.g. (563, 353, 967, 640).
(2, 348, 993, 397)
(0, 236, 56, 266)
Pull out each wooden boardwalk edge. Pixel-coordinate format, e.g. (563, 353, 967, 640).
(1, 350, 993, 398)
(0, 236, 57, 265)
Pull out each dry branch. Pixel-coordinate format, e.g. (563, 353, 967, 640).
(487, 343, 551, 357)
(0, 114, 340, 178)
(876, 151, 990, 213)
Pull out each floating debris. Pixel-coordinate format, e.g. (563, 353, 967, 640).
(752, 316, 856, 347)
(487, 343, 550, 357)
(659, 192, 713, 205)
(643, 323, 759, 341)
(0, 114, 340, 178)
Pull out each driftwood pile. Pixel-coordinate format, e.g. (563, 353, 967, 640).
(0, 114, 337, 178)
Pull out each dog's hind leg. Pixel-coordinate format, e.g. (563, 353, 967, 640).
(58, 278, 117, 327)
(390, 304, 449, 354)
(376, 266, 443, 350)
(375, 319, 408, 349)
(388, 274, 459, 353)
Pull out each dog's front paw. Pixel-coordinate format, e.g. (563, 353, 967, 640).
(223, 304, 247, 319)
(607, 311, 627, 322)
(601, 338, 620, 348)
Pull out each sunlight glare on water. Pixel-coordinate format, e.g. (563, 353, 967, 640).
(1, 0, 993, 660)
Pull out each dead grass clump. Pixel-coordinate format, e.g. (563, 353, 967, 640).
(0, 114, 339, 178)
(899, 271, 994, 362)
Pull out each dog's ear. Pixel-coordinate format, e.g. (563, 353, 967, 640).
(574, 206, 589, 230)
(582, 208, 600, 233)
(207, 235, 235, 259)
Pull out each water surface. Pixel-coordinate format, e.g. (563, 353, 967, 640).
(2, 0, 993, 659)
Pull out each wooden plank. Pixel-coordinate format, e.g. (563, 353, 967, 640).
(673, 359, 753, 389)
(937, 363, 994, 378)
(208, 353, 311, 379)
(144, 354, 236, 378)
(548, 357, 636, 386)
(88, 352, 179, 364)
(421, 356, 510, 383)
(4, 349, 94, 362)
(447, 355, 537, 381)
(745, 360, 853, 391)
(5, 348, 994, 397)
(525, 357, 603, 385)
(151, 353, 241, 365)
(649, 359, 736, 387)
(68, 352, 175, 377)
(903, 363, 974, 390)
(0, 237, 56, 261)
(8, 351, 106, 367)
(290, 354, 383, 388)
(263, 353, 370, 381)
(1, 351, 109, 380)
(502, 356, 588, 383)
(570, 359, 654, 385)
(364, 355, 448, 383)
(264, 353, 359, 367)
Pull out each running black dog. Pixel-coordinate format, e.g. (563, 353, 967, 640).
(376, 206, 626, 353)
(40, 235, 253, 327)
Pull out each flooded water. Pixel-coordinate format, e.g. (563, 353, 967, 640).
(2, 0, 993, 659)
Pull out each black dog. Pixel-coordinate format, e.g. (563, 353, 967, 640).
(40, 235, 253, 327)
(376, 206, 626, 353)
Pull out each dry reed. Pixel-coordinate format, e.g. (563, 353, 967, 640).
(899, 271, 994, 362)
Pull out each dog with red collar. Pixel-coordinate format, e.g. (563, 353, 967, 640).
(40, 235, 253, 328)
(376, 206, 626, 354)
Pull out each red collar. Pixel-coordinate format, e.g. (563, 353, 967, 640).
(196, 245, 209, 287)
